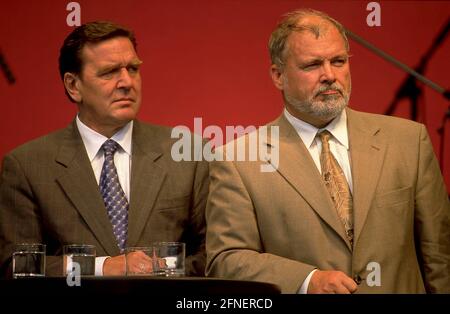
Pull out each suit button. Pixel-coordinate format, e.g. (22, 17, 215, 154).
(353, 275, 362, 285)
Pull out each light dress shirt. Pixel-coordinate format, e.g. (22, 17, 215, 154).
(283, 108, 353, 293)
(76, 116, 133, 275)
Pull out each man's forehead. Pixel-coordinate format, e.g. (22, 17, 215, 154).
(286, 24, 347, 58)
(296, 15, 332, 29)
(291, 16, 338, 40)
(81, 38, 139, 65)
(83, 36, 133, 49)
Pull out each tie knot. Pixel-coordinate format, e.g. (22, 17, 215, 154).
(102, 139, 119, 155)
(318, 130, 332, 143)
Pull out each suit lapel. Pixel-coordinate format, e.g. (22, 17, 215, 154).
(347, 108, 386, 246)
(55, 121, 120, 256)
(127, 121, 166, 247)
(266, 115, 351, 249)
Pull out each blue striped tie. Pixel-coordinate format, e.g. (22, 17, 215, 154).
(99, 139, 128, 253)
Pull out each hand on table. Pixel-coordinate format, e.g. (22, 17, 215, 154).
(103, 251, 167, 275)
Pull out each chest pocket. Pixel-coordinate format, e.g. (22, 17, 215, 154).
(153, 195, 191, 211)
(375, 186, 412, 211)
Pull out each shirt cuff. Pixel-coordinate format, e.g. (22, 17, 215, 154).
(298, 269, 318, 294)
(95, 256, 110, 276)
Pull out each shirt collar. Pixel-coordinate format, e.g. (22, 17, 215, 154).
(76, 115, 133, 161)
(283, 108, 349, 149)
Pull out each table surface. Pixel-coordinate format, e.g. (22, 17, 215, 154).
(0, 276, 281, 295)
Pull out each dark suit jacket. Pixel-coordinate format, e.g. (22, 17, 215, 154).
(206, 108, 450, 293)
(0, 120, 209, 277)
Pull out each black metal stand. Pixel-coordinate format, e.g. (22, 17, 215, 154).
(383, 18, 450, 121)
(0, 50, 15, 84)
(345, 20, 450, 173)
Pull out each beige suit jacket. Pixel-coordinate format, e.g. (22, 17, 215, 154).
(0, 120, 209, 277)
(206, 108, 450, 293)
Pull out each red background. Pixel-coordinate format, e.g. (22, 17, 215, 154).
(1, 0, 449, 191)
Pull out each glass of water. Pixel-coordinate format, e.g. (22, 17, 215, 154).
(12, 243, 46, 278)
(63, 244, 96, 276)
(151, 242, 185, 277)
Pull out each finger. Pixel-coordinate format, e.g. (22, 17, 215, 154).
(126, 251, 141, 261)
(128, 252, 151, 265)
(130, 251, 152, 263)
(141, 254, 152, 263)
(133, 251, 150, 259)
(158, 258, 167, 267)
(127, 255, 151, 273)
(342, 276, 358, 293)
(334, 285, 352, 294)
(328, 273, 354, 294)
(135, 261, 151, 273)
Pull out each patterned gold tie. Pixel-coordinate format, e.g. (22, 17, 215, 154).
(318, 130, 354, 247)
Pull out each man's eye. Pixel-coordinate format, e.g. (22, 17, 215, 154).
(332, 59, 347, 66)
(100, 69, 116, 79)
(127, 66, 139, 74)
(302, 63, 320, 71)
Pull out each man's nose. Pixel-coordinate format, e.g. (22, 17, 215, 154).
(116, 68, 133, 89)
(320, 61, 336, 84)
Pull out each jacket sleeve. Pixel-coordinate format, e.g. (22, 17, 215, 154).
(0, 153, 43, 278)
(414, 124, 450, 293)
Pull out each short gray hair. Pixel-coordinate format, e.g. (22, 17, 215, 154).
(268, 9, 349, 68)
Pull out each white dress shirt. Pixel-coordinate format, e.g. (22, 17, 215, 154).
(76, 116, 133, 275)
(283, 108, 353, 293)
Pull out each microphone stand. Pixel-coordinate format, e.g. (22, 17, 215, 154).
(345, 21, 450, 172)
(345, 20, 449, 107)
(0, 49, 16, 84)
(385, 18, 450, 121)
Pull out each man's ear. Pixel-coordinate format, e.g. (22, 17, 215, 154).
(63, 72, 82, 103)
(270, 64, 284, 91)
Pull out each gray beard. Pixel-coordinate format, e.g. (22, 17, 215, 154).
(285, 83, 351, 122)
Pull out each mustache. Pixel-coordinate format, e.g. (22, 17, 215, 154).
(315, 84, 344, 96)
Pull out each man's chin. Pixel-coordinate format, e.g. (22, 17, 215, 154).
(116, 115, 137, 124)
(114, 106, 139, 119)
(286, 97, 347, 121)
(313, 103, 346, 119)
(110, 113, 138, 128)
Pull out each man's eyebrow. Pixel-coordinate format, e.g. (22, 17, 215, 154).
(331, 54, 351, 59)
(129, 59, 144, 66)
(301, 54, 350, 63)
(97, 59, 143, 73)
(303, 57, 323, 63)
(298, 57, 325, 65)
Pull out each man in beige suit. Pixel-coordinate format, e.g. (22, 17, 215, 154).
(206, 9, 449, 293)
(0, 22, 208, 277)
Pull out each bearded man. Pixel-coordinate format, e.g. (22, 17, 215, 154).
(205, 9, 449, 294)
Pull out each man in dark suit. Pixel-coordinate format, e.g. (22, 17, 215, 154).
(205, 9, 449, 293)
(0, 21, 208, 277)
